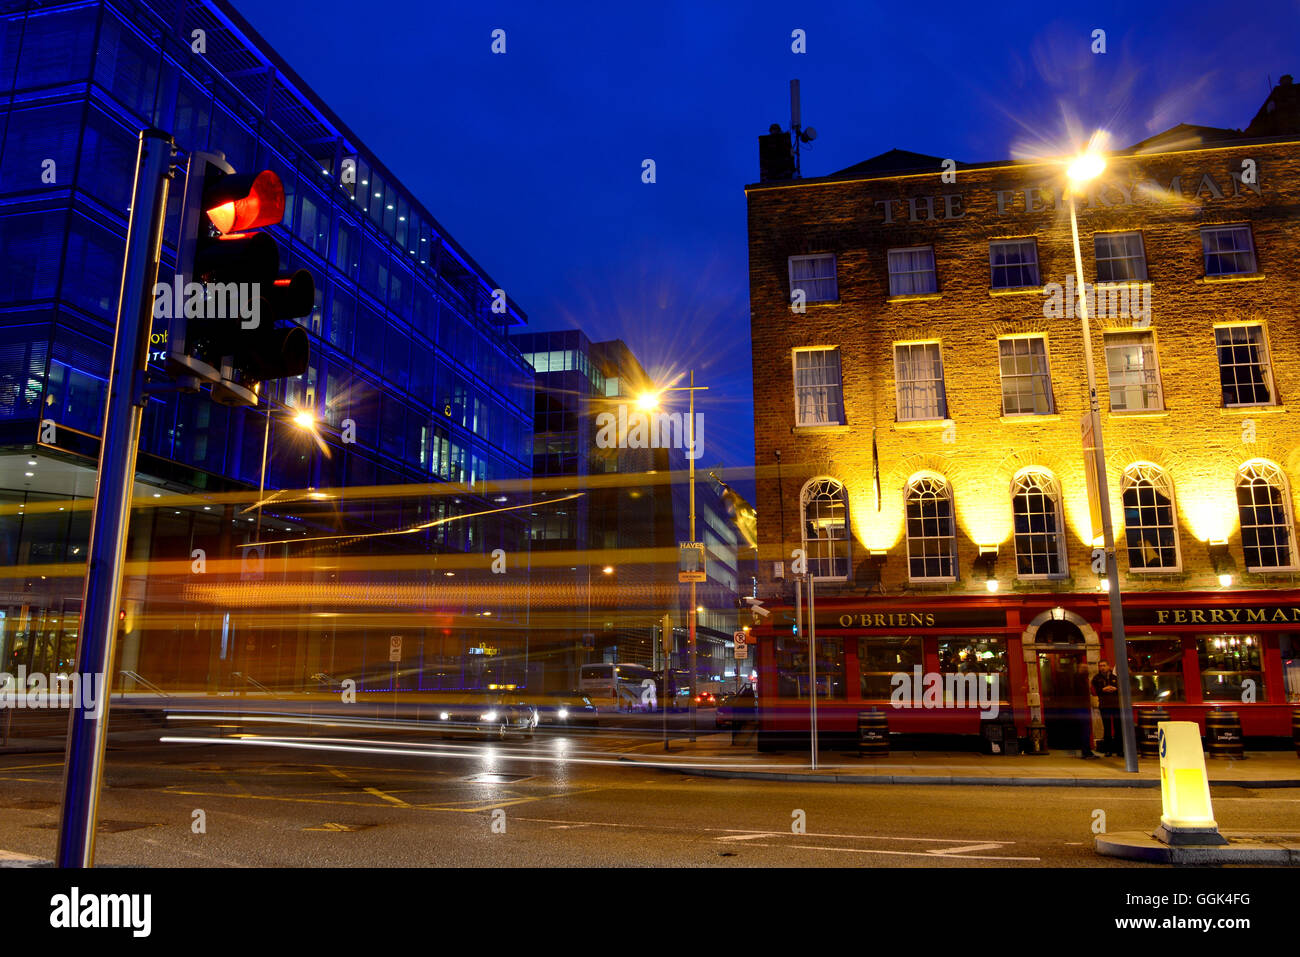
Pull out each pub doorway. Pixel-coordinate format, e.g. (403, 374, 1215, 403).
(1035, 619, 1090, 751)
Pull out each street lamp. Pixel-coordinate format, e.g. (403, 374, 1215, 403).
(256, 404, 317, 544)
(1065, 135, 1139, 772)
(639, 372, 708, 742)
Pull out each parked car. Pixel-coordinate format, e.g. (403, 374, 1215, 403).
(715, 684, 756, 729)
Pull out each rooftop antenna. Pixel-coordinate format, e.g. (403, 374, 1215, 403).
(789, 79, 817, 178)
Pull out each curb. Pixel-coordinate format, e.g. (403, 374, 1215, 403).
(1096, 831, 1300, 864)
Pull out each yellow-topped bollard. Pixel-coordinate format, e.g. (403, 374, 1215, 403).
(1153, 720, 1227, 846)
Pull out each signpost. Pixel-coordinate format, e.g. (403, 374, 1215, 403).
(733, 630, 748, 660)
(677, 542, 706, 582)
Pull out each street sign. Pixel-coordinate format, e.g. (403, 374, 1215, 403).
(678, 542, 706, 582)
(733, 630, 748, 660)
(388, 636, 402, 662)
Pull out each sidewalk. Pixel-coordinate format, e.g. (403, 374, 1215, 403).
(620, 737, 1300, 788)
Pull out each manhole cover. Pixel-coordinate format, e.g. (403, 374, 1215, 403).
(302, 822, 377, 832)
(463, 773, 531, 784)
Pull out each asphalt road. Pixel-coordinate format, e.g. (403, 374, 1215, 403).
(2, 725, 1297, 867)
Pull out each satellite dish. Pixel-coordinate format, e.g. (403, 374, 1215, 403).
(801, 126, 818, 142)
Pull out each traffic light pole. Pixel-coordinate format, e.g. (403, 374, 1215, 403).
(56, 129, 174, 868)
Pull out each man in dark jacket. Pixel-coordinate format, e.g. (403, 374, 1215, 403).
(1091, 660, 1122, 757)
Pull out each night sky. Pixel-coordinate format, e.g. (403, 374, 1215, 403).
(233, 0, 1300, 489)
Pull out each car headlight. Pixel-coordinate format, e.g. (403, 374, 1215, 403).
(439, 712, 450, 720)
(557, 708, 569, 720)
(481, 711, 497, 722)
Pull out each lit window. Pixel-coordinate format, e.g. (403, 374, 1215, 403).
(1094, 231, 1147, 282)
(906, 473, 956, 581)
(793, 348, 845, 427)
(1201, 225, 1257, 277)
(1012, 469, 1066, 578)
(801, 478, 850, 580)
(998, 336, 1054, 415)
(787, 254, 838, 303)
(989, 239, 1040, 289)
(887, 246, 938, 296)
(1122, 463, 1180, 571)
(1105, 331, 1163, 411)
(893, 342, 947, 421)
(1215, 324, 1274, 407)
(1236, 459, 1295, 571)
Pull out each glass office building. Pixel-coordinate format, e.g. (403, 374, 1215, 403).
(0, 0, 536, 693)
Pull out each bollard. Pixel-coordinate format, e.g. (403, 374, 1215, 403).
(1204, 709, 1244, 759)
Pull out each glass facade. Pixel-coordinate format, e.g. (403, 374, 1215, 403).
(0, 0, 536, 693)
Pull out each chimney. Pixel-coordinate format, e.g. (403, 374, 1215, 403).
(1245, 73, 1300, 138)
(758, 124, 795, 182)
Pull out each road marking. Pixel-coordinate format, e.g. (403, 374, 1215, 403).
(714, 833, 776, 842)
(926, 842, 1006, 855)
(364, 787, 411, 808)
(760, 843, 1040, 862)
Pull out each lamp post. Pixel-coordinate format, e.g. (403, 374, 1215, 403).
(255, 404, 317, 544)
(638, 373, 708, 742)
(1066, 140, 1139, 772)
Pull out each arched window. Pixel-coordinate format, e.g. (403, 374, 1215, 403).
(1012, 469, 1066, 578)
(1122, 463, 1180, 571)
(906, 473, 956, 580)
(1236, 460, 1295, 570)
(801, 478, 850, 580)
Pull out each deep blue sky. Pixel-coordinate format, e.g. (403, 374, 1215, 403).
(234, 0, 1300, 483)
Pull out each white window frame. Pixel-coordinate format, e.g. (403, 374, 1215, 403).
(788, 253, 838, 304)
(1094, 231, 1148, 283)
(1121, 463, 1182, 572)
(887, 245, 938, 296)
(1105, 331, 1164, 412)
(792, 346, 845, 427)
(893, 341, 947, 422)
(1011, 468, 1068, 580)
(988, 238, 1041, 289)
(1215, 323, 1276, 408)
(998, 335, 1055, 416)
(1201, 225, 1258, 277)
(801, 477, 851, 581)
(905, 472, 957, 582)
(1236, 459, 1297, 572)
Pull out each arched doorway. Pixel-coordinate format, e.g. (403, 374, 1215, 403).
(1033, 618, 1090, 750)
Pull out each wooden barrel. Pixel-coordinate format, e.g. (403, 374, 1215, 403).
(1137, 707, 1168, 758)
(857, 710, 889, 758)
(1205, 709, 1244, 759)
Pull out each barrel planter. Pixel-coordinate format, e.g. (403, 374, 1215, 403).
(1205, 709, 1244, 759)
(857, 709, 889, 757)
(1137, 707, 1169, 758)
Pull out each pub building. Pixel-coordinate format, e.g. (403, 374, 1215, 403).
(744, 76, 1300, 749)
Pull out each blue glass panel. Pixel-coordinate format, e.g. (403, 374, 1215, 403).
(78, 105, 137, 213)
(0, 210, 62, 302)
(0, 102, 81, 193)
(93, 11, 160, 122)
(14, 5, 96, 90)
(62, 214, 123, 320)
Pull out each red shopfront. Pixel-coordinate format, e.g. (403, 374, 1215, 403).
(749, 591, 1300, 748)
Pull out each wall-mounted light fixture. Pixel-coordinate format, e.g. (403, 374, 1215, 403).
(1208, 540, 1235, 588)
(974, 546, 998, 592)
(1051, 605, 1066, 621)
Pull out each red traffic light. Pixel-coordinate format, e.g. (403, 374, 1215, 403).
(205, 169, 285, 234)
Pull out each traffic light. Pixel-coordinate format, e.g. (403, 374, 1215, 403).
(167, 150, 312, 406)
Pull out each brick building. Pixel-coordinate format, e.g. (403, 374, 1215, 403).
(745, 77, 1300, 747)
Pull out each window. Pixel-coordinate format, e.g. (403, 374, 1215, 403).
(1126, 638, 1185, 702)
(1198, 635, 1264, 702)
(1236, 460, 1295, 570)
(776, 636, 845, 698)
(1201, 225, 1257, 277)
(989, 239, 1040, 289)
(787, 254, 837, 303)
(1012, 469, 1066, 578)
(1122, 464, 1180, 571)
(859, 637, 922, 699)
(1105, 332, 1162, 411)
(887, 246, 938, 296)
(905, 473, 956, 581)
(1215, 324, 1274, 406)
(998, 336, 1054, 415)
(801, 478, 850, 580)
(893, 342, 947, 421)
(938, 638, 1010, 703)
(793, 348, 845, 426)
(1094, 232, 1148, 282)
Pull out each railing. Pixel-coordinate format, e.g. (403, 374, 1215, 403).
(230, 672, 274, 695)
(116, 671, 172, 699)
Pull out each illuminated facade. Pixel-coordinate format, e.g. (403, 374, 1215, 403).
(746, 77, 1300, 744)
(0, 0, 535, 693)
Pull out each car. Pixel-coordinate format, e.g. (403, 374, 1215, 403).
(532, 691, 599, 727)
(426, 692, 538, 740)
(692, 691, 719, 708)
(715, 684, 756, 729)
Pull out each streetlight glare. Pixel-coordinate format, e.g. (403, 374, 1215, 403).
(291, 410, 316, 430)
(635, 391, 661, 412)
(1067, 150, 1106, 184)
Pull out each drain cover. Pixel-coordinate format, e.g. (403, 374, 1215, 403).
(463, 773, 531, 784)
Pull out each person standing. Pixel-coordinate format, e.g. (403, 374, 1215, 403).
(1091, 660, 1122, 757)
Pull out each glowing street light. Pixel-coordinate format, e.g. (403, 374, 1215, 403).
(635, 391, 661, 412)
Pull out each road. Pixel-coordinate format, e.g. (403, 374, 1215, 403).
(1, 722, 1297, 867)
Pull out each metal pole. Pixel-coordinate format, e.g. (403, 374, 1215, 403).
(57, 129, 174, 868)
(1070, 193, 1139, 773)
(688, 371, 697, 743)
(256, 406, 270, 544)
(808, 575, 818, 770)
